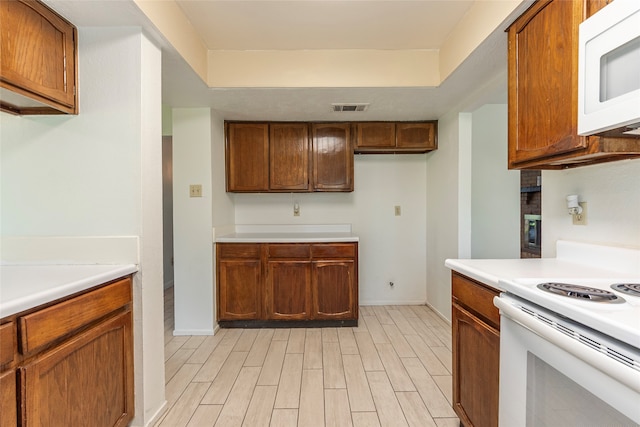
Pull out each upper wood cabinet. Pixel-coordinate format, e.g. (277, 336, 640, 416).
(270, 123, 311, 191)
(226, 123, 270, 192)
(354, 121, 437, 153)
(226, 121, 354, 193)
(0, 0, 78, 115)
(311, 123, 354, 192)
(507, 0, 639, 169)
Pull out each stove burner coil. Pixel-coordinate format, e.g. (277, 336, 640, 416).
(611, 283, 640, 297)
(537, 283, 625, 303)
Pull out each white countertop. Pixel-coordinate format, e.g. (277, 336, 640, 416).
(444, 258, 636, 291)
(445, 240, 640, 290)
(0, 264, 138, 318)
(216, 224, 359, 243)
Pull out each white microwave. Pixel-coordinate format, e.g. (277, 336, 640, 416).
(578, 0, 640, 137)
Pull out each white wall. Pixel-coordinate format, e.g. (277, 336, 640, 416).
(542, 159, 640, 256)
(425, 103, 519, 321)
(172, 108, 215, 334)
(425, 111, 464, 321)
(233, 154, 428, 305)
(471, 104, 520, 259)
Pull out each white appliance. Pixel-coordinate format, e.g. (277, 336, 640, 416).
(494, 244, 640, 426)
(577, 0, 640, 136)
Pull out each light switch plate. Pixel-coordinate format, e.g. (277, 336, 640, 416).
(394, 205, 401, 216)
(189, 184, 202, 198)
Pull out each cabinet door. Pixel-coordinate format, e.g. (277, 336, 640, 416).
(396, 122, 437, 150)
(312, 260, 356, 319)
(355, 122, 396, 149)
(266, 261, 311, 320)
(508, 0, 587, 168)
(0, 0, 77, 114)
(311, 123, 354, 192)
(1, 370, 17, 427)
(22, 311, 134, 427)
(270, 123, 310, 191)
(218, 259, 262, 320)
(226, 123, 269, 192)
(452, 303, 499, 427)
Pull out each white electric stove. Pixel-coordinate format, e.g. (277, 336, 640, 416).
(495, 243, 640, 426)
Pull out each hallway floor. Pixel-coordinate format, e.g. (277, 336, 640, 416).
(156, 288, 459, 427)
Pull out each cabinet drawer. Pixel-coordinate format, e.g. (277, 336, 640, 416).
(218, 243, 261, 259)
(0, 322, 14, 366)
(452, 273, 500, 329)
(19, 277, 132, 354)
(268, 244, 310, 259)
(311, 243, 356, 259)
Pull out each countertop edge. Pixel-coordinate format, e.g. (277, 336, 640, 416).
(445, 259, 502, 290)
(0, 264, 138, 318)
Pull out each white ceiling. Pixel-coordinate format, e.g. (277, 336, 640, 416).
(46, 0, 529, 121)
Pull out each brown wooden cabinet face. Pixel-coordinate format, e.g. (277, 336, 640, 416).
(396, 122, 437, 149)
(312, 260, 356, 319)
(0, 370, 17, 427)
(506, 0, 639, 169)
(266, 261, 311, 320)
(452, 303, 499, 427)
(218, 259, 262, 320)
(0, 0, 77, 114)
(22, 311, 134, 427)
(355, 122, 396, 148)
(270, 123, 310, 191)
(226, 123, 269, 192)
(311, 123, 354, 192)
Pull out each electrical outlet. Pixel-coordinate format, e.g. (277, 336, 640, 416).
(572, 202, 587, 225)
(189, 184, 202, 198)
(293, 202, 300, 216)
(394, 205, 401, 216)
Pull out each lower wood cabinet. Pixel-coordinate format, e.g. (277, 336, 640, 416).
(217, 242, 358, 325)
(451, 272, 500, 427)
(0, 276, 134, 427)
(0, 370, 17, 427)
(218, 244, 263, 320)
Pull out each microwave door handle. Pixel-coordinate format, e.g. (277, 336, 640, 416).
(494, 296, 640, 393)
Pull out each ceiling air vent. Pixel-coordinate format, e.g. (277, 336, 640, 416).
(331, 103, 369, 112)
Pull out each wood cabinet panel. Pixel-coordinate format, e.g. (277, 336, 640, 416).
(266, 261, 311, 320)
(218, 243, 262, 259)
(0, 322, 15, 367)
(507, 0, 639, 169)
(355, 122, 396, 148)
(218, 259, 262, 320)
(312, 260, 357, 320)
(355, 121, 437, 153)
(451, 273, 500, 329)
(270, 123, 310, 191)
(22, 311, 133, 427)
(0, 370, 17, 427)
(311, 243, 356, 259)
(226, 123, 270, 192)
(0, 0, 77, 114)
(452, 303, 499, 427)
(19, 278, 132, 355)
(268, 244, 311, 259)
(451, 272, 500, 427)
(311, 123, 354, 192)
(396, 122, 437, 150)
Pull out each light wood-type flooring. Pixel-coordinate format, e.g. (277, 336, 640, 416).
(156, 288, 459, 427)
